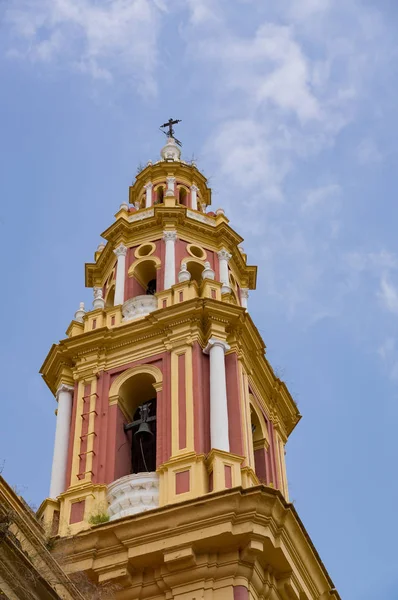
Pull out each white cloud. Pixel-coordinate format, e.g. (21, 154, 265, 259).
(356, 138, 382, 166)
(301, 183, 341, 213)
(378, 276, 398, 315)
(4, 0, 164, 94)
(377, 337, 398, 381)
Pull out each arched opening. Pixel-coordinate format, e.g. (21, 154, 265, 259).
(250, 405, 268, 484)
(156, 186, 164, 204)
(105, 284, 115, 308)
(178, 186, 188, 206)
(185, 260, 204, 286)
(117, 372, 158, 476)
(130, 259, 158, 296)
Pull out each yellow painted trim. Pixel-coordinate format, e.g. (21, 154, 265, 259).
(185, 346, 194, 452)
(275, 431, 289, 500)
(84, 376, 98, 483)
(108, 364, 163, 404)
(180, 255, 205, 267)
(238, 360, 250, 467)
(134, 242, 156, 259)
(170, 350, 179, 456)
(186, 243, 207, 261)
(127, 256, 161, 287)
(70, 380, 84, 486)
(249, 394, 270, 447)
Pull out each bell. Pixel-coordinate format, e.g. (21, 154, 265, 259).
(135, 421, 153, 441)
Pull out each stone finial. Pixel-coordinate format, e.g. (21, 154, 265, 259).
(202, 261, 215, 280)
(119, 203, 129, 211)
(178, 263, 191, 283)
(93, 287, 105, 310)
(97, 243, 106, 253)
(74, 302, 86, 323)
(216, 208, 225, 216)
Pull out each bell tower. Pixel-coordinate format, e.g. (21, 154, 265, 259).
(38, 128, 340, 600)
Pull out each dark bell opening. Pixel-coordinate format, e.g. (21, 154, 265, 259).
(146, 279, 157, 295)
(131, 399, 157, 473)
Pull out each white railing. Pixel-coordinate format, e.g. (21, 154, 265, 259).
(107, 472, 159, 521)
(122, 295, 157, 322)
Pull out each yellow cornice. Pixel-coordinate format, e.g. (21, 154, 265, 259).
(55, 486, 340, 599)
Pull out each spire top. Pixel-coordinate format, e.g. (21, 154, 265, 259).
(160, 117, 182, 143)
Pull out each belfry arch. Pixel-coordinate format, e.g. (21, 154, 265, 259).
(109, 365, 163, 478)
(249, 398, 269, 484)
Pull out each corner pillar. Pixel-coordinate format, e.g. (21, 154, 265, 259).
(163, 230, 177, 289)
(190, 184, 199, 210)
(114, 244, 128, 305)
(144, 182, 153, 208)
(49, 384, 74, 498)
(204, 338, 230, 452)
(240, 288, 249, 309)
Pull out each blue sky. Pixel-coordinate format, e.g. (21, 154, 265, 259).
(0, 0, 397, 597)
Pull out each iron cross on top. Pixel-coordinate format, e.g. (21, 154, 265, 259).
(160, 118, 181, 138)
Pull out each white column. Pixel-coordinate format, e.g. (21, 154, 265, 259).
(166, 176, 176, 197)
(163, 230, 177, 289)
(240, 288, 249, 310)
(114, 244, 128, 305)
(49, 384, 74, 498)
(204, 339, 231, 452)
(190, 185, 198, 210)
(217, 249, 232, 294)
(144, 182, 153, 208)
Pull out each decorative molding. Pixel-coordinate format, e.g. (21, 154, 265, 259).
(56, 384, 74, 399)
(144, 181, 153, 190)
(217, 249, 232, 262)
(240, 288, 249, 299)
(186, 209, 216, 227)
(203, 338, 230, 355)
(114, 244, 128, 258)
(128, 208, 154, 222)
(107, 473, 159, 520)
(109, 364, 163, 404)
(163, 230, 177, 242)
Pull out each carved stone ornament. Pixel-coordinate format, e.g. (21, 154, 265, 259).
(240, 288, 249, 299)
(202, 261, 215, 280)
(163, 230, 177, 242)
(93, 287, 105, 310)
(144, 181, 153, 190)
(178, 262, 191, 283)
(56, 383, 74, 399)
(203, 337, 231, 355)
(160, 137, 181, 161)
(74, 301, 86, 323)
(186, 210, 216, 227)
(107, 472, 159, 520)
(217, 249, 232, 262)
(122, 295, 157, 322)
(114, 244, 128, 258)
